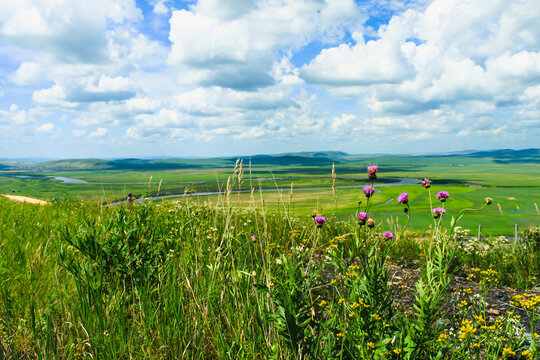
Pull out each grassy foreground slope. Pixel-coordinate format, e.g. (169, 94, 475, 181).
(0, 190, 539, 359)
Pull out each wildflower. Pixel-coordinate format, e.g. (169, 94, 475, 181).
(367, 342, 375, 350)
(311, 209, 318, 218)
(349, 312, 355, 317)
(367, 164, 378, 180)
(485, 197, 493, 205)
(459, 319, 477, 338)
(357, 212, 369, 225)
(393, 349, 402, 355)
(314, 216, 326, 228)
(367, 218, 375, 228)
(338, 298, 345, 304)
(382, 231, 394, 241)
(502, 347, 516, 357)
(370, 313, 381, 321)
(437, 333, 447, 342)
(432, 207, 446, 218)
(250, 234, 256, 240)
(522, 350, 530, 357)
(436, 191, 449, 202)
(474, 315, 485, 323)
(363, 185, 375, 198)
(422, 178, 431, 188)
(336, 333, 345, 338)
(318, 300, 327, 307)
(397, 192, 409, 204)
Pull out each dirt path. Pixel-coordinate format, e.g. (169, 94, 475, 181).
(1, 194, 49, 205)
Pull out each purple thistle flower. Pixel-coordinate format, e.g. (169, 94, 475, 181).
(363, 185, 375, 198)
(397, 192, 409, 204)
(314, 215, 327, 228)
(367, 164, 378, 180)
(357, 211, 369, 225)
(382, 231, 394, 241)
(421, 178, 431, 188)
(250, 234, 256, 240)
(436, 191, 449, 202)
(432, 207, 446, 218)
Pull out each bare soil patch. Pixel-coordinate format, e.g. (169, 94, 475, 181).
(1, 194, 49, 205)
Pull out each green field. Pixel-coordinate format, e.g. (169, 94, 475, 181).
(1, 149, 538, 235)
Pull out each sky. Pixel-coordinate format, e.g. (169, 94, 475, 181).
(0, 0, 539, 159)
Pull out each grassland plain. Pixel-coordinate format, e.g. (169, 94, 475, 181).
(1, 150, 538, 235)
(0, 169, 539, 359)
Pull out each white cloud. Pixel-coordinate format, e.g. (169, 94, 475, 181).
(89, 127, 108, 138)
(37, 122, 55, 133)
(1, 0, 540, 156)
(300, 0, 540, 143)
(0, 104, 32, 125)
(330, 113, 356, 133)
(0, 0, 142, 62)
(301, 39, 413, 86)
(173, 86, 296, 116)
(33, 75, 138, 108)
(168, 0, 361, 90)
(10, 62, 44, 86)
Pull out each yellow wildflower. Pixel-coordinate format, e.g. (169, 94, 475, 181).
(502, 347, 516, 357)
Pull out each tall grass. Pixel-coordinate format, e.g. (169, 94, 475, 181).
(0, 162, 538, 359)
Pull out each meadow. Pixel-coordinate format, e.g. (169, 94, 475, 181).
(0, 150, 539, 359)
(1, 150, 538, 235)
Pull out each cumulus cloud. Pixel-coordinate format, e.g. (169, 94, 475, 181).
(89, 128, 108, 138)
(37, 122, 55, 133)
(168, 0, 361, 90)
(0, 0, 142, 62)
(2, 0, 540, 156)
(33, 75, 138, 108)
(297, 0, 540, 145)
(10, 62, 44, 85)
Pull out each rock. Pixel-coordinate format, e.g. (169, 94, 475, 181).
(487, 309, 500, 315)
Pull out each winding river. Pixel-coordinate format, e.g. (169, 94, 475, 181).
(118, 177, 422, 204)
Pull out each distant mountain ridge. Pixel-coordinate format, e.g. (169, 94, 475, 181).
(0, 148, 537, 170)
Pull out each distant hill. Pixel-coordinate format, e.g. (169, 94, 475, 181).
(413, 148, 539, 163)
(466, 148, 539, 163)
(0, 149, 537, 171)
(441, 148, 540, 163)
(227, 155, 337, 166)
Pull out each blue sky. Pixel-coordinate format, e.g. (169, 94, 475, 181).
(0, 0, 539, 159)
